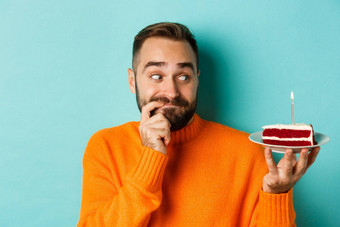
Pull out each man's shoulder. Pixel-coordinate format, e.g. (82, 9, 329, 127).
(89, 121, 140, 143)
(83, 121, 142, 168)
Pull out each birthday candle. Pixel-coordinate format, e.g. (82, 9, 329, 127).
(291, 91, 295, 125)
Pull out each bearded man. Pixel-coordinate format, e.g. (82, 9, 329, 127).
(77, 22, 320, 226)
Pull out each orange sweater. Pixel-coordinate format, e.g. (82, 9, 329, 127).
(78, 114, 295, 226)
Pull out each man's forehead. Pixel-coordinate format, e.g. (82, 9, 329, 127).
(138, 37, 196, 65)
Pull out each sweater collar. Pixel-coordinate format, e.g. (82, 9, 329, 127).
(169, 113, 205, 145)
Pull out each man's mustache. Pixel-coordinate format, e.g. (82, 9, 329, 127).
(149, 96, 189, 117)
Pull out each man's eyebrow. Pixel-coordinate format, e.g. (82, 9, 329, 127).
(143, 61, 166, 73)
(177, 62, 195, 72)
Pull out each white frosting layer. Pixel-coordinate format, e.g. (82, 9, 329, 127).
(262, 123, 312, 130)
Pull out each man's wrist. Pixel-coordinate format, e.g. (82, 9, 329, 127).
(262, 184, 291, 194)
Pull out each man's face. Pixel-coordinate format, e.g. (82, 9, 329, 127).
(128, 37, 200, 131)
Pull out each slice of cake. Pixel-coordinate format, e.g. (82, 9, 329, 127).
(262, 123, 317, 146)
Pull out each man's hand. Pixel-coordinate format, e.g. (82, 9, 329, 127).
(262, 147, 320, 194)
(139, 101, 171, 155)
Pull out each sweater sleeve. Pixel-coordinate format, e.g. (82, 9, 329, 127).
(249, 188, 296, 227)
(77, 133, 168, 227)
(247, 142, 296, 227)
(256, 188, 296, 226)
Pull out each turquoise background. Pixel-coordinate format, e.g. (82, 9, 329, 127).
(1, 0, 339, 226)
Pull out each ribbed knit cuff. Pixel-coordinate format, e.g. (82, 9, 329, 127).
(258, 188, 296, 226)
(130, 147, 168, 192)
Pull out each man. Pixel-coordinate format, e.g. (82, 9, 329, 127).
(77, 22, 320, 226)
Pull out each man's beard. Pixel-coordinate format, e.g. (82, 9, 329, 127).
(135, 84, 197, 131)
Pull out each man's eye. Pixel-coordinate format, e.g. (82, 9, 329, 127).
(178, 75, 189, 81)
(151, 74, 162, 80)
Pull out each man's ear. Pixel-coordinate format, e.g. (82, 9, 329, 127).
(128, 68, 136, 94)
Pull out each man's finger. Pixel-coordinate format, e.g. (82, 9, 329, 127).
(307, 146, 320, 169)
(264, 148, 278, 175)
(281, 149, 294, 176)
(294, 148, 309, 176)
(142, 113, 171, 130)
(160, 128, 171, 146)
(140, 101, 164, 123)
(292, 153, 297, 166)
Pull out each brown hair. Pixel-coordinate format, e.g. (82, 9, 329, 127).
(132, 22, 198, 73)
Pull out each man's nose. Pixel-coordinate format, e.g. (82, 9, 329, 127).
(162, 78, 179, 99)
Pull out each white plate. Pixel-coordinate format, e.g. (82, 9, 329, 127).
(248, 131, 330, 153)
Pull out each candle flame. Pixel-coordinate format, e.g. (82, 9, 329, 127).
(291, 91, 294, 102)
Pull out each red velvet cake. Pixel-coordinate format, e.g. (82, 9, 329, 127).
(262, 123, 317, 146)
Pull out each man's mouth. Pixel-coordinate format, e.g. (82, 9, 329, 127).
(155, 104, 179, 113)
(149, 96, 188, 107)
(151, 104, 180, 116)
(162, 103, 178, 107)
